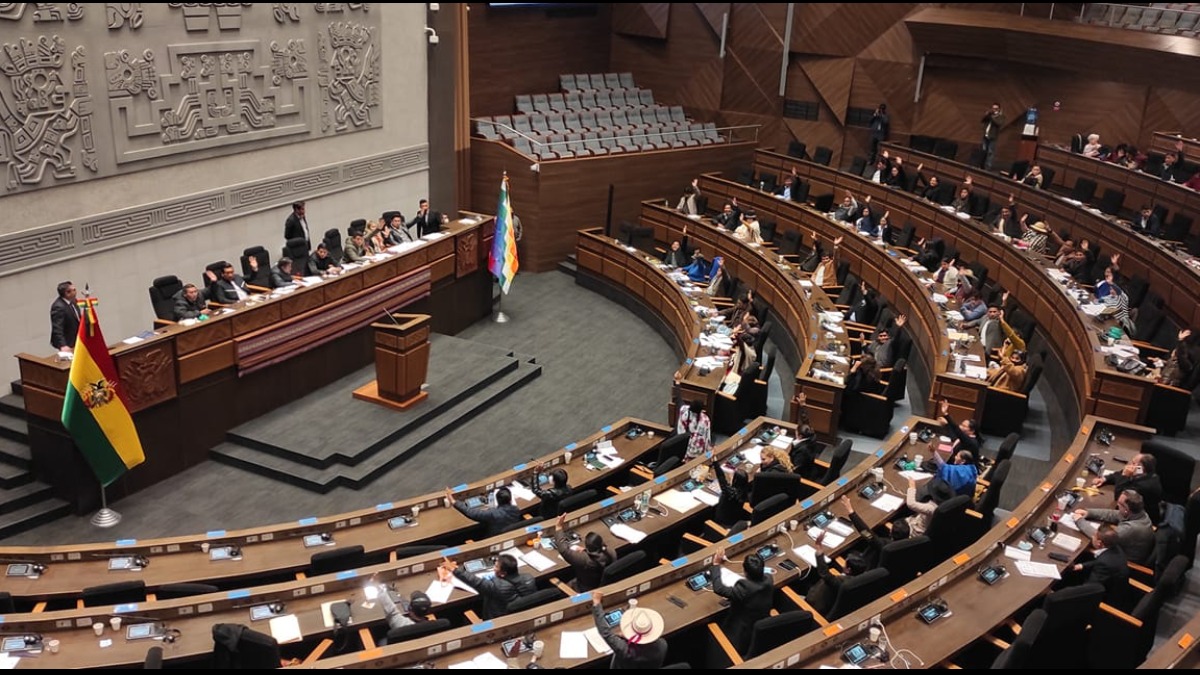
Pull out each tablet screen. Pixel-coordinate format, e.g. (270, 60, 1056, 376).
(210, 546, 234, 561)
(1, 637, 25, 652)
(126, 623, 162, 640)
(604, 609, 623, 627)
(303, 534, 325, 548)
(843, 644, 870, 665)
(108, 557, 135, 570)
(250, 605, 276, 621)
(6, 563, 31, 577)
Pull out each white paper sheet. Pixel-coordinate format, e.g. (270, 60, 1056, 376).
(519, 548, 558, 572)
(0, 656, 18, 670)
(1014, 560, 1062, 580)
(870, 493, 905, 513)
(609, 523, 648, 544)
(268, 614, 303, 644)
(583, 627, 613, 655)
(770, 436, 793, 450)
(792, 545, 819, 567)
(1058, 514, 1080, 531)
(507, 481, 535, 504)
(741, 446, 764, 465)
(827, 519, 854, 537)
(1004, 545, 1032, 562)
(692, 488, 721, 507)
(653, 489, 703, 514)
(559, 631, 591, 659)
(719, 566, 745, 587)
(425, 579, 456, 604)
(1052, 532, 1083, 552)
(898, 470, 934, 482)
(449, 653, 509, 669)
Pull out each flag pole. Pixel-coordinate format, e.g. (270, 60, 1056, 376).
(494, 281, 509, 323)
(91, 484, 121, 528)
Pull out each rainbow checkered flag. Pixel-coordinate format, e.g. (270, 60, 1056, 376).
(489, 173, 519, 294)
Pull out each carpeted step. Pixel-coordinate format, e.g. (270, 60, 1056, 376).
(0, 436, 32, 469)
(0, 497, 71, 540)
(0, 393, 25, 419)
(0, 481, 56, 516)
(0, 410, 28, 444)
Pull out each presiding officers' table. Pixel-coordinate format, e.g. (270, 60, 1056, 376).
(15, 216, 493, 513)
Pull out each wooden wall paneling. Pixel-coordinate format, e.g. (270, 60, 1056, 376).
(610, 4, 724, 120)
(791, 4, 919, 58)
(1140, 86, 1200, 150)
(611, 3, 670, 39)
(720, 4, 787, 117)
(467, 2, 611, 117)
(798, 57, 855, 127)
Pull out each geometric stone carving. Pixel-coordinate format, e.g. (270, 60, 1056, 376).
(272, 2, 299, 23)
(106, 3, 144, 30)
(316, 21, 380, 133)
(0, 3, 84, 22)
(0, 35, 98, 189)
(106, 39, 309, 163)
(269, 39, 306, 86)
(168, 3, 252, 31)
(116, 343, 176, 413)
(315, 3, 369, 13)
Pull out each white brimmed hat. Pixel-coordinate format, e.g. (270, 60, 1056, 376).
(620, 607, 665, 644)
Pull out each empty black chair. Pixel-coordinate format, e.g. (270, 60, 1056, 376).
(826, 568, 890, 620)
(750, 493, 791, 525)
(750, 471, 817, 507)
(1008, 160, 1030, 180)
(848, 156, 866, 177)
(148, 275, 184, 321)
(1141, 440, 1196, 505)
(392, 544, 444, 559)
(506, 587, 564, 614)
(1069, 132, 1084, 154)
(909, 135, 935, 153)
(990, 608, 1046, 669)
(792, 180, 810, 203)
(600, 549, 647, 585)
(835, 273, 861, 307)
(778, 230, 802, 257)
(813, 146, 833, 166)
(144, 645, 164, 669)
(759, 219, 777, 244)
(932, 139, 958, 160)
(650, 433, 689, 470)
(923, 494, 974, 559)
(383, 618, 451, 646)
(812, 192, 835, 213)
(1132, 294, 1165, 343)
(0, 592, 14, 614)
(738, 168, 755, 186)
(1146, 382, 1193, 436)
(746, 611, 817, 658)
(501, 515, 543, 534)
(619, 220, 653, 247)
(308, 545, 366, 577)
(817, 439, 852, 485)
(876, 535, 933, 585)
(652, 455, 681, 478)
(973, 460, 1010, 525)
(1039, 166, 1056, 187)
(787, 140, 808, 160)
(1071, 177, 1097, 204)
(556, 489, 598, 516)
(156, 582, 219, 600)
(211, 624, 281, 669)
(322, 228, 343, 263)
(82, 580, 146, 607)
(1098, 188, 1124, 216)
(1027, 584, 1104, 668)
(240, 245, 271, 286)
(1163, 213, 1193, 242)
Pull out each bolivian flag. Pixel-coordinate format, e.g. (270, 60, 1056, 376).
(489, 173, 519, 294)
(61, 299, 145, 486)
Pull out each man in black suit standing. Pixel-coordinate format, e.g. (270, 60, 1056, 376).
(209, 262, 252, 304)
(50, 281, 81, 352)
(408, 199, 442, 237)
(981, 103, 1005, 170)
(284, 201, 311, 249)
(869, 103, 890, 163)
(709, 547, 774, 654)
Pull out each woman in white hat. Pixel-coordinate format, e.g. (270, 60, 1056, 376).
(591, 590, 668, 669)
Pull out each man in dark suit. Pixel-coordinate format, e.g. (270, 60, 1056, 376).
(662, 225, 690, 267)
(1131, 205, 1162, 237)
(283, 201, 311, 248)
(869, 103, 890, 163)
(1069, 524, 1128, 602)
(270, 257, 296, 288)
(709, 547, 774, 653)
(408, 199, 442, 237)
(172, 283, 209, 321)
(307, 243, 341, 276)
(209, 263, 252, 304)
(714, 201, 741, 231)
(50, 281, 81, 352)
(981, 103, 1005, 170)
(445, 486, 521, 538)
(446, 553, 535, 620)
(1091, 453, 1163, 525)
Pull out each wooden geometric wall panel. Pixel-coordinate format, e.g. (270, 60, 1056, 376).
(720, 3, 785, 116)
(791, 3, 918, 57)
(612, 3, 669, 39)
(694, 3, 732, 36)
(1141, 87, 1200, 147)
(859, 22, 916, 64)
(797, 57, 854, 125)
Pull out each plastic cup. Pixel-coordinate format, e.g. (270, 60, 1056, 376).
(47, 639, 59, 654)
(93, 622, 104, 637)
(110, 617, 122, 631)
(868, 627, 882, 644)
(564, 450, 573, 464)
(1075, 477, 1086, 488)
(913, 454, 924, 466)
(411, 505, 420, 520)
(200, 542, 210, 554)
(532, 641, 546, 659)
(908, 432, 918, 445)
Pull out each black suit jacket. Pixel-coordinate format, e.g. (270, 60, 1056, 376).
(714, 210, 741, 231)
(284, 213, 310, 246)
(269, 265, 295, 288)
(710, 565, 774, 652)
(211, 276, 252, 304)
(409, 210, 442, 237)
(1080, 548, 1129, 600)
(50, 296, 81, 350)
(171, 289, 207, 320)
(1133, 214, 1162, 237)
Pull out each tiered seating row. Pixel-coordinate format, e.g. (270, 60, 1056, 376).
(1081, 3, 1200, 36)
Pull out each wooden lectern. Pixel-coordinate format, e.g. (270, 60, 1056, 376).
(352, 314, 431, 410)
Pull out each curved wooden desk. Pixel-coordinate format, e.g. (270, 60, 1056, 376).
(753, 148, 1159, 427)
(738, 415, 1156, 669)
(0, 418, 667, 605)
(1140, 611, 1200, 669)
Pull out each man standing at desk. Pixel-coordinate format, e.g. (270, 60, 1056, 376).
(284, 201, 311, 249)
(981, 103, 1005, 170)
(50, 281, 81, 352)
(409, 199, 442, 237)
(709, 547, 774, 654)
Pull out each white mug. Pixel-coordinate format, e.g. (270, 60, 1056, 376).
(411, 505, 420, 520)
(93, 622, 104, 637)
(908, 432, 918, 445)
(110, 617, 122, 631)
(47, 639, 60, 654)
(532, 640, 546, 659)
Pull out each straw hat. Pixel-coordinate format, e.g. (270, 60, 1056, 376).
(1029, 221, 1049, 234)
(620, 607, 665, 644)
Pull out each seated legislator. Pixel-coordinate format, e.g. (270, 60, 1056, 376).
(1072, 489, 1155, 565)
(49, 280, 81, 352)
(733, 211, 764, 244)
(934, 399, 983, 460)
(846, 354, 885, 395)
(1064, 524, 1129, 603)
(1016, 215, 1050, 254)
(847, 281, 879, 325)
(553, 514, 616, 593)
(759, 446, 794, 474)
(307, 242, 342, 276)
(810, 234, 843, 287)
(714, 201, 741, 231)
(709, 547, 775, 653)
(905, 475, 954, 537)
(913, 164, 946, 203)
(530, 465, 572, 519)
(1131, 205, 1162, 237)
(831, 192, 862, 223)
(855, 206, 881, 239)
(1091, 453, 1164, 525)
(343, 230, 370, 264)
(711, 456, 754, 528)
(987, 349, 1028, 393)
(1019, 164, 1044, 189)
(863, 314, 907, 368)
(591, 590, 669, 669)
(959, 290, 987, 325)
(444, 553, 535, 620)
(376, 585, 433, 633)
(172, 283, 209, 321)
(775, 167, 800, 200)
(1154, 336, 1197, 393)
(209, 262, 253, 304)
(445, 486, 522, 538)
(989, 204, 1021, 239)
(706, 255, 729, 297)
(270, 257, 296, 288)
(382, 210, 416, 244)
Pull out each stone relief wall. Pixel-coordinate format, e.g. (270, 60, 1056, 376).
(0, 2, 382, 193)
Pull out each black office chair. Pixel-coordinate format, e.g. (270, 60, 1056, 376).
(932, 139, 958, 160)
(1070, 177, 1097, 203)
(759, 219, 777, 244)
(647, 433, 688, 471)
(787, 140, 808, 160)
(0, 592, 14, 614)
(651, 455, 681, 477)
(923, 494, 974, 559)
(816, 439, 852, 485)
(148, 275, 184, 321)
(973, 460, 1010, 526)
(876, 536, 933, 585)
(826, 568, 890, 620)
(211, 624, 282, 669)
(501, 515, 543, 534)
(1026, 584, 1104, 668)
(557, 488, 598, 515)
(1097, 188, 1124, 216)
(308, 545, 366, 577)
(910, 135, 936, 154)
(750, 493, 791, 525)
(144, 645, 164, 669)
(1086, 555, 1188, 669)
(82, 580, 146, 607)
(392, 544, 444, 559)
(811, 192, 835, 213)
(750, 471, 817, 508)
(746, 611, 817, 658)
(240, 245, 271, 287)
(156, 582, 219, 600)
(1141, 440, 1196, 505)
(203, 261, 226, 289)
(1145, 382, 1193, 436)
(812, 146, 833, 166)
(322, 228, 343, 263)
(282, 237, 310, 277)
(848, 156, 866, 177)
(506, 587, 565, 614)
(382, 618, 451, 646)
(600, 550, 647, 585)
(989, 608, 1046, 669)
(792, 180, 810, 203)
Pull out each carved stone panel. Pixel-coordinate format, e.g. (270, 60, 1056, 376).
(316, 20, 380, 133)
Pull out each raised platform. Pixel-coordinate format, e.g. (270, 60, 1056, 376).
(210, 334, 542, 493)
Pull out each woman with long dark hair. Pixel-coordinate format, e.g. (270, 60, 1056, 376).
(554, 514, 616, 592)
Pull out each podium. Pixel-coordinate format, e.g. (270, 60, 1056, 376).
(352, 314, 431, 410)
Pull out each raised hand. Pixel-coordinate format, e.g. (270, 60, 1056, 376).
(833, 236, 844, 246)
(1110, 253, 1120, 265)
(592, 590, 604, 606)
(1180, 329, 1192, 341)
(895, 313, 908, 328)
(939, 399, 950, 417)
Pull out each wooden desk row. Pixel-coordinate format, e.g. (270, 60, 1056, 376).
(14, 217, 494, 512)
(880, 141, 1200, 330)
(1140, 610, 1200, 669)
(753, 149, 1161, 428)
(0, 417, 778, 669)
(740, 415, 1156, 669)
(0, 418, 668, 604)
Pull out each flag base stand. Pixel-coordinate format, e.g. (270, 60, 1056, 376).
(493, 287, 511, 323)
(494, 311, 510, 323)
(91, 507, 122, 528)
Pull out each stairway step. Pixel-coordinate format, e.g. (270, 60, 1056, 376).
(0, 498, 71, 540)
(211, 360, 542, 493)
(0, 481, 55, 516)
(0, 436, 32, 469)
(0, 393, 25, 419)
(0, 411, 28, 443)
(556, 259, 578, 277)
(0, 461, 33, 489)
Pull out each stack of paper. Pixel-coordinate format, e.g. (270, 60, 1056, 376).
(653, 489, 703, 515)
(1014, 560, 1061, 580)
(559, 631, 591, 659)
(770, 435, 793, 450)
(719, 566, 745, 586)
(963, 365, 989, 380)
(1052, 532, 1083, 552)
(898, 470, 933, 482)
(583, 627, 612, 655)
(609, 523, 648, 543)
(516, 548, 558, 572)
(692, 488, 720, 507)
(792, 545, 819, 567)
(870, 493, 905, 513)
(508, 481, 535, 504)
(1004, 545, 1031, 562)
(740, 445, 764, 465)
(931, 293, 949, 304)
(268, 614, 303, 644)
(449, 652, 508, 669)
